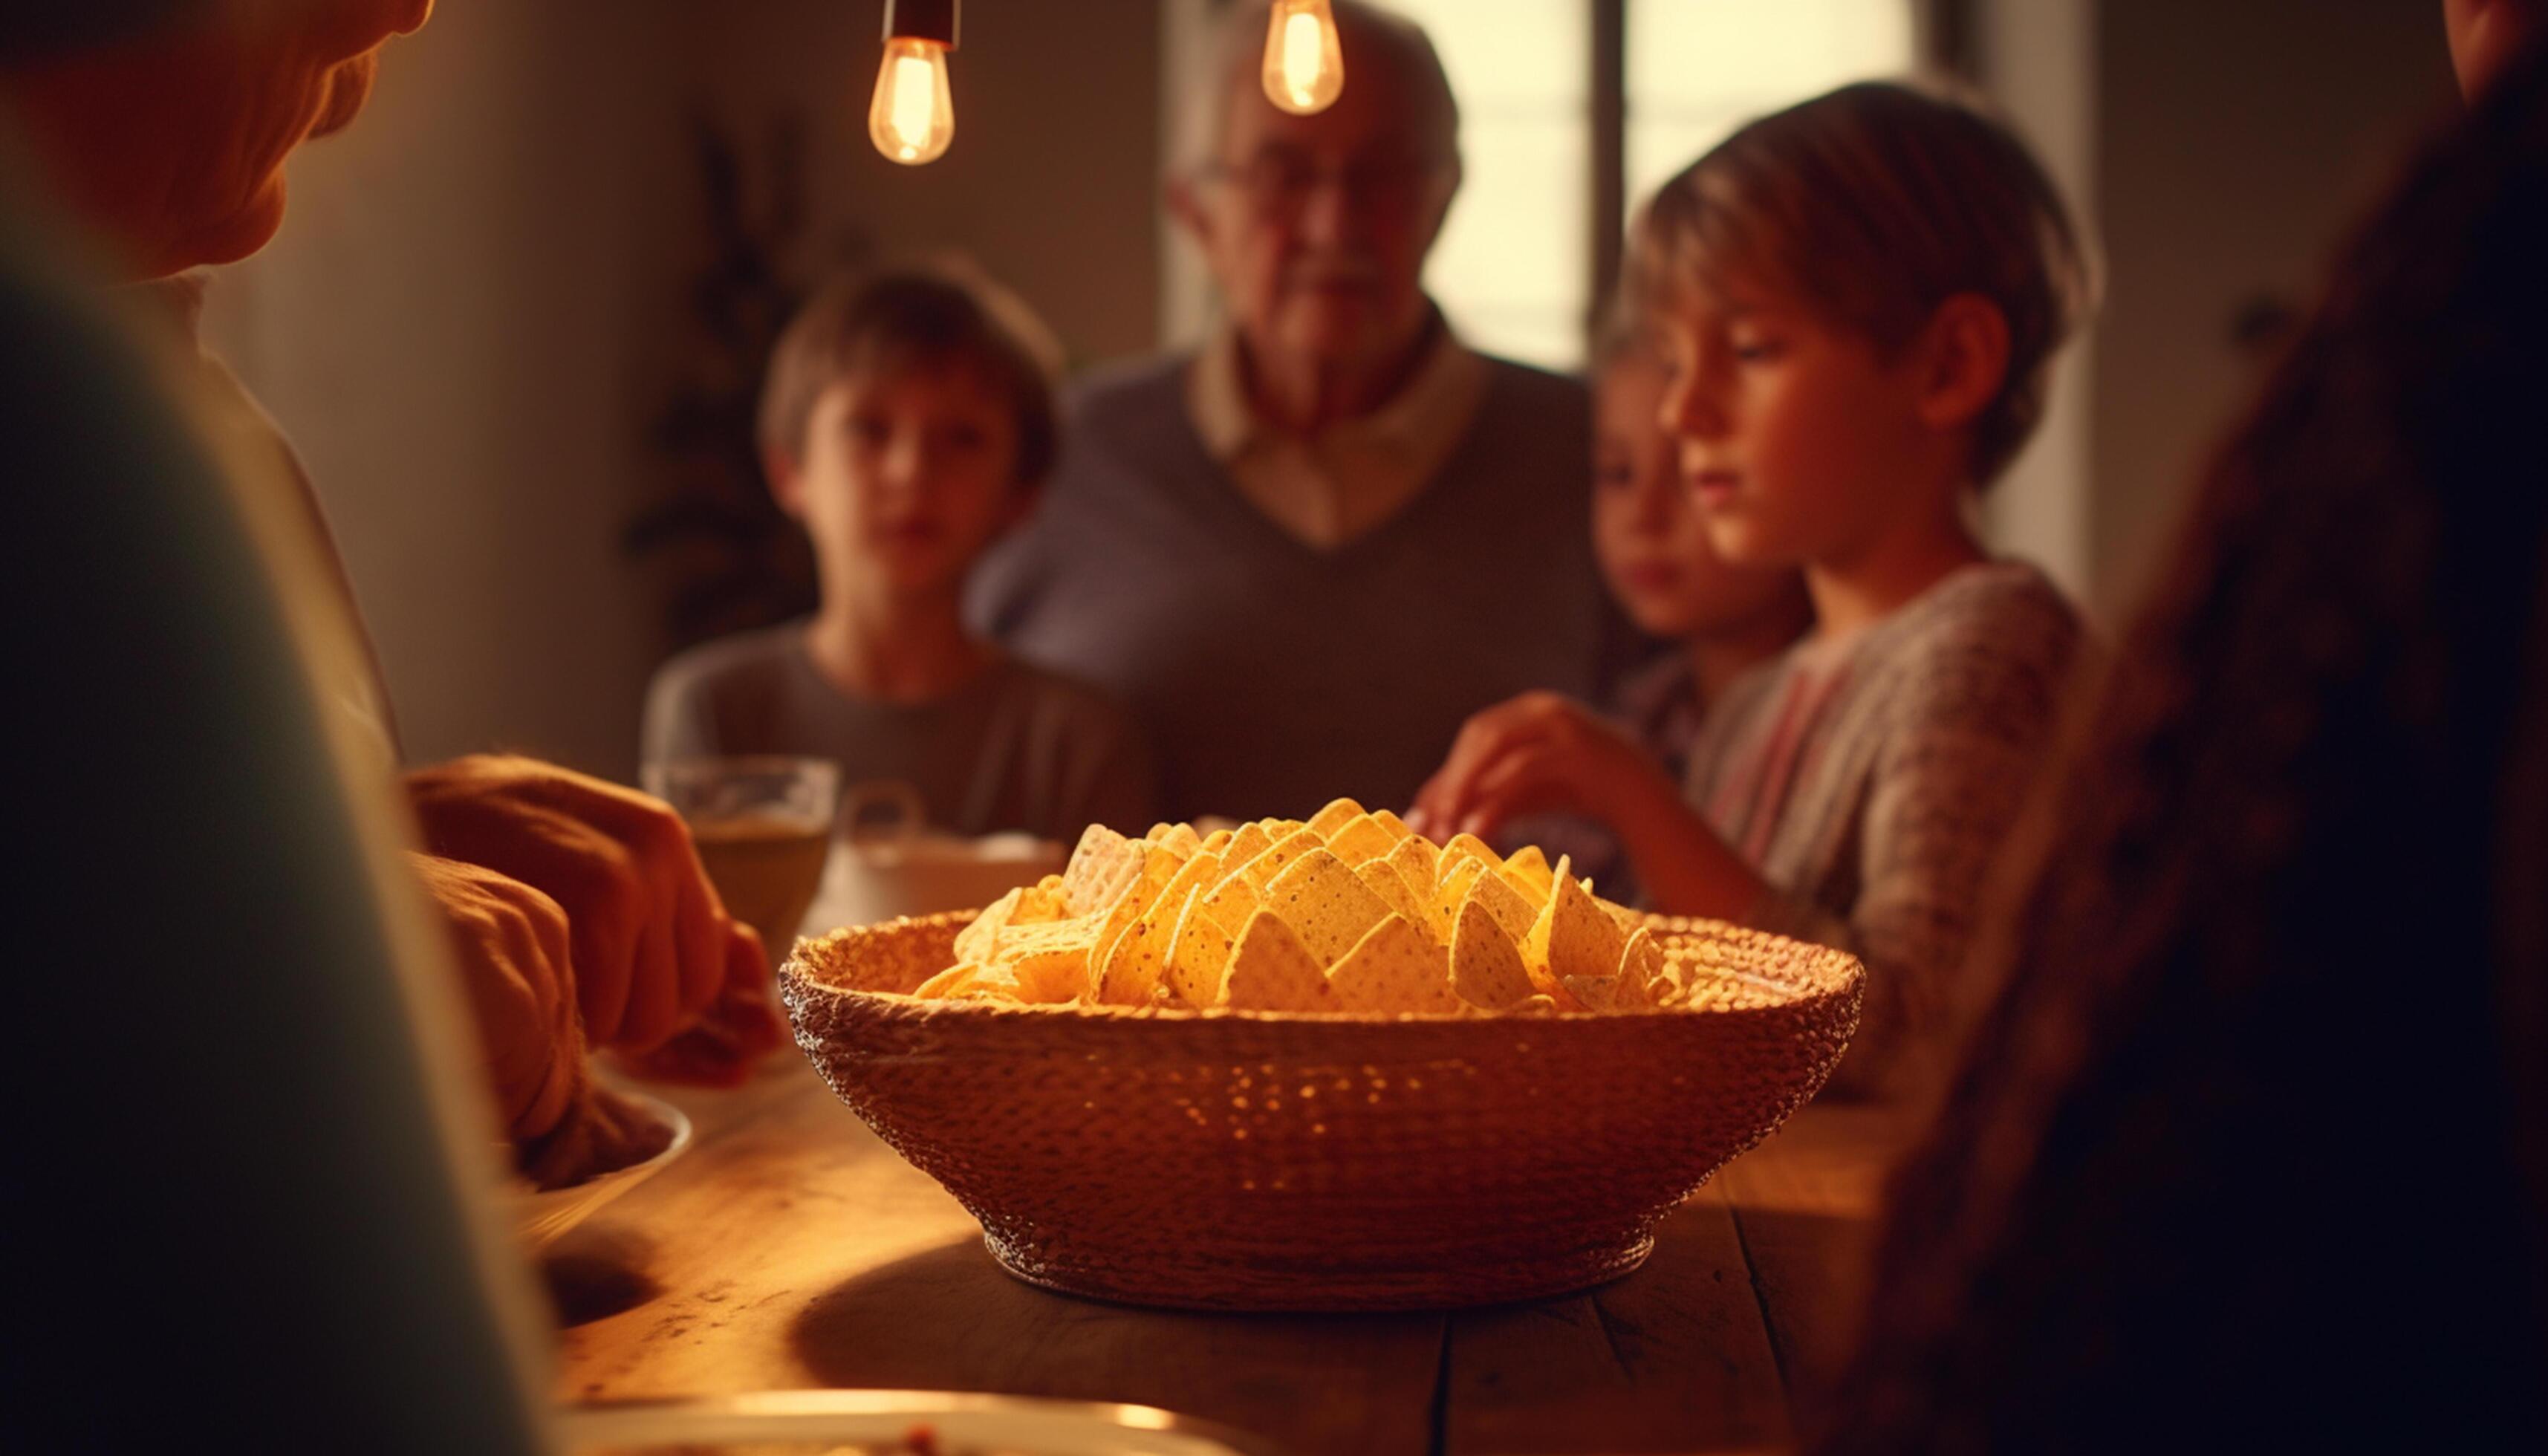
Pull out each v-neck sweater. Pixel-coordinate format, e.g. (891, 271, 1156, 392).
(968, 351, 1607, 822)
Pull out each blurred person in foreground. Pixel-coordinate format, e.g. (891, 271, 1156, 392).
(1816, 8, 2548, 1450)
(1, 1, 556, 1449)
(0, 0, 785, 1187)
(968, 0, 1617, 824)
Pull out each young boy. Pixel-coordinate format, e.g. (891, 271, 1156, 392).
(643, 267, 1158, 839)
(1414, 83, 2094, 1096)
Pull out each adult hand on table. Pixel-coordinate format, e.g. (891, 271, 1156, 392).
(409, 852, 673, 1188)
(405, 754, 784, 1076)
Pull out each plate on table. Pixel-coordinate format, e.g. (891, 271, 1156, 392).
(513, 1088, 692, 1248)
(559, 1389, 1284, 1455)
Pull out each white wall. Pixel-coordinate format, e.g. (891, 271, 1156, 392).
(681, 0, 1164, 371)
(204, 0, 690, 779)
(1974, 0, 2098, 608)
(2084, 0, 2455, 614)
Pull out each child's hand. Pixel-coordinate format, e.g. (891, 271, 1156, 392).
(406, 754, 743, 1055)
(1407, 692, 1681, 843)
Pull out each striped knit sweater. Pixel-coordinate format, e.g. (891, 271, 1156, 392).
(1685, 562, 2089, 1097)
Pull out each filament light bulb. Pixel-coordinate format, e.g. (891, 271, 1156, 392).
(870, 37, 954, 165)
(1262, 0, 1345, 116)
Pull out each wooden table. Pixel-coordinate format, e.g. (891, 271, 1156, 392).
(547, 1059, 1910, 1455)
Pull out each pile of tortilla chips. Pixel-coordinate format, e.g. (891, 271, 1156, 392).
(911, 798, 1695, 1015)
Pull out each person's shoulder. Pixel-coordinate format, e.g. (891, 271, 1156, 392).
(1873, 562, 2088, 727)
(1910, 561, 2086, 655)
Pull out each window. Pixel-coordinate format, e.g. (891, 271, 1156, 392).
(1383, 0, 1592, 371)
(1390, 0, 1923, 370)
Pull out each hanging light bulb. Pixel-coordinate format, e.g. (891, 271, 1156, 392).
(870, 0, 958, 166)
(1261, 0, 1345, 116)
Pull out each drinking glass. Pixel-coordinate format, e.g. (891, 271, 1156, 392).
(644, 756, 842, 971)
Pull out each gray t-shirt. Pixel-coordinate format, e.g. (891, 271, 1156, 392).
(642, 623, 1159, 839)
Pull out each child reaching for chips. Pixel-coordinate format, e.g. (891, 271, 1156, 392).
(1410, 82, 2096, 1096)
(643, 266, 1158, 839)
(1502, 314, 1813, 901)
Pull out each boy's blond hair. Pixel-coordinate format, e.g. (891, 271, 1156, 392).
(1631, 81, 2094, 487)
(758, 262, 1065, 487)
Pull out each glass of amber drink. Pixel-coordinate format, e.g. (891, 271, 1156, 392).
(643, 756, 842, 972)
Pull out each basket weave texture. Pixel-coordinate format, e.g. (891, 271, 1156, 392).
(780, 910, 1862, 1311)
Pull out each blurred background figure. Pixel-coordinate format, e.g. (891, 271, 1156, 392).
(967, 0, 1615, 823)
(1818, 9, 2548, 1449)
(645, 265, 1157, 841)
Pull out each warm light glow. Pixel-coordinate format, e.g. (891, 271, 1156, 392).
(869, 37, 954, 165)
(1262, 0, 1345, 115)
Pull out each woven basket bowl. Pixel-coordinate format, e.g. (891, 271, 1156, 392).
(779, 911, 1862, 1312)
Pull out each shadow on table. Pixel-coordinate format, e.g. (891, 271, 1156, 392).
(539, 1224, 666, 1330)
(788, 1238, 1443, 1456)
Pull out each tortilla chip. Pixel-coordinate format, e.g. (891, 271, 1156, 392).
(1353, 859, 1440, 946)
(1329, 914, 1458, 1013)
(1386, 834, 1440, 894)
(946, 969, 1024, 1003)
(1061, 824, 1143, 916)
(1236, 827, 1323, 892)
(1449, 899, 1537, 1011)
(1368, 808, 1417, 842)
(1463, 865, 1541, 947)
(1157, 822, 1205, 857)
(1439, 832, 1504, 877)
(1264, 848, 1392, 963)
(1164, 888, 1236, 1007)
(1323, 812, 1402, 866)
(1195, 870, 1265, 938)
(1305, 797, 1367, 839)
(1010, 946, 1092, 1004)
(1221, 821, 1272, 868)
(1502, 844, 1556, 898)
(1527, 856, 1628, 989)
(1095, 888, 1182, 1005)
(912, 963, 981, 1000)
(1200, 828, 1234, 854)
(1436, 851, 1486, 900)
(1223, 910, 1339, 1013)
(952, 885, 1027, 964)
(1618, 926, 1665, 1005)
(1512, 994, 1559, 1015)
(1562, 974, 1624, 1013)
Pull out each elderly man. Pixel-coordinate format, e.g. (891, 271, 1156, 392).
(970, 0, 1615, 823)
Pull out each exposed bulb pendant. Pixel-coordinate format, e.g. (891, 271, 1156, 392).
(870, 0, 958, 166)
(1262, 0, 1345, 116)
